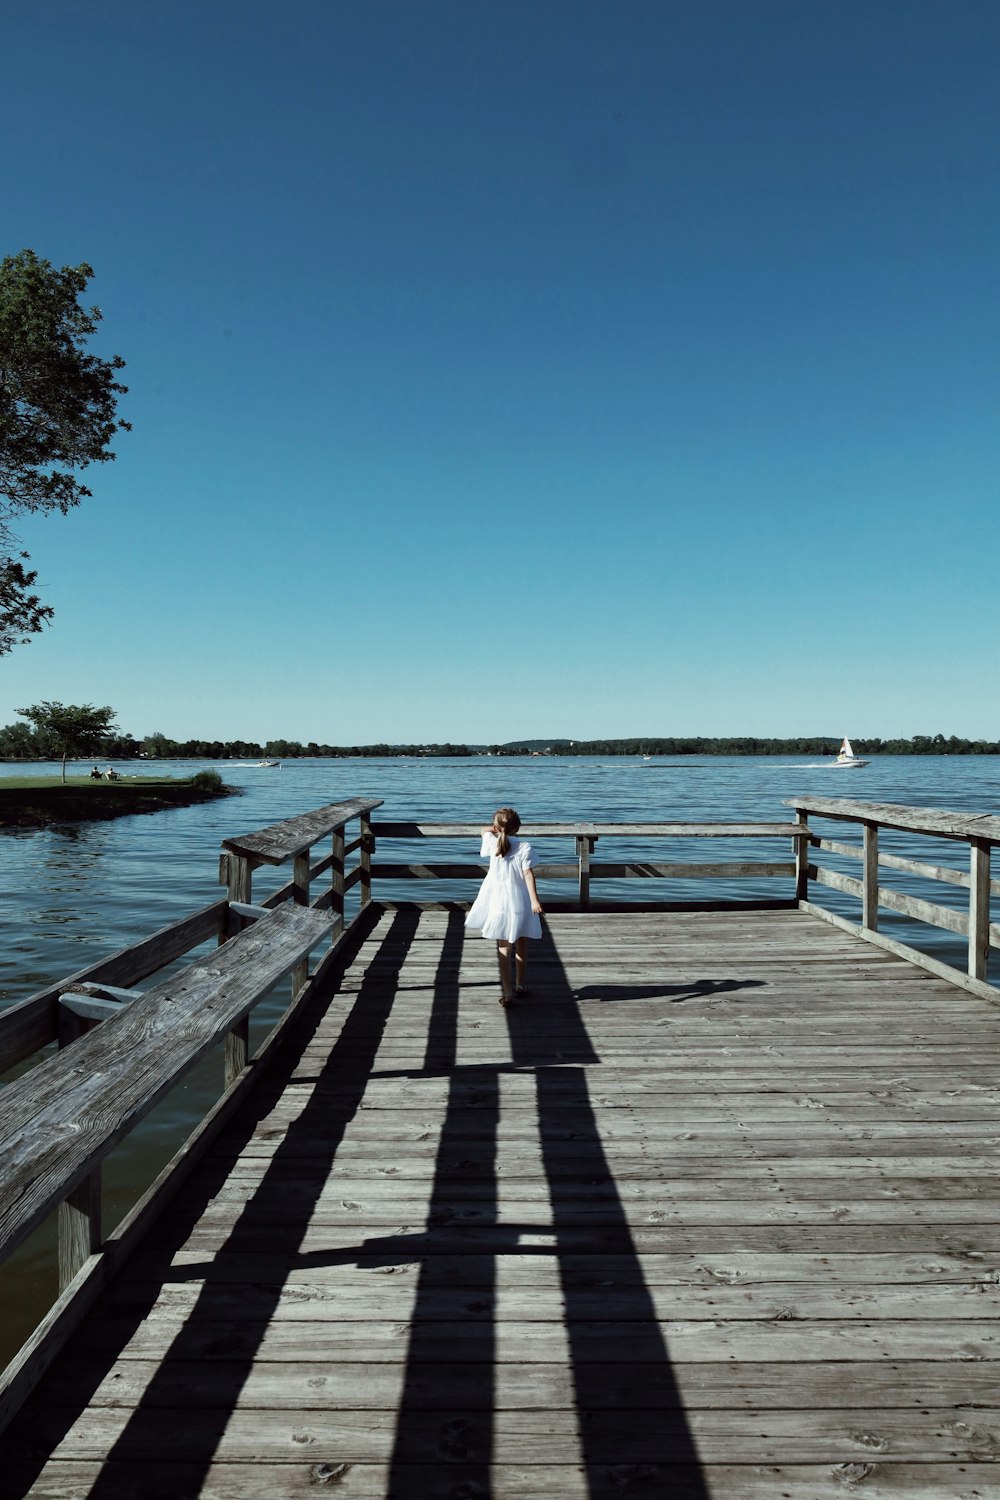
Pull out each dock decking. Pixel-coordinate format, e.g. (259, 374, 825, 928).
(3, 904, 1000, 1498)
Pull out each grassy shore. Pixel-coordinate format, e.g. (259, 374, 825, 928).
(0, 773, 235, 831)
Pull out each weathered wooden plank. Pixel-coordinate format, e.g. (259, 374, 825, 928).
(174, 1221, 1000, 1255)
(25, 1357, 1000, 1410)
(372, 861, 796, 882)
(10, 1400, 1000, 1466)
(222, 797, 383, 865)
(372, 821, 807, 839)
(95, 1277, 1000, 1324)
(64, 1313, 1000, 1363)
(787, 796, 1000, 843)
(875, 883, 970, 936)
(136, 1246, 998, 1288)
(8, 1460, 1000, 1499)
(0, 905, 333, 1265)
(194, 1165, 1000, 1203)
(178, 1190, 1000, 1227)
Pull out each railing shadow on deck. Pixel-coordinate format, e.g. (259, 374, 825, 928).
(573, 978, 766, 1004)
(1, 908, 713, 1498)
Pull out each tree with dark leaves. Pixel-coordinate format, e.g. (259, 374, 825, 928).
(0, 249, 130, 653)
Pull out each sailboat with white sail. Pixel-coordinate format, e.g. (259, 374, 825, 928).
(833, 737, 868, 768)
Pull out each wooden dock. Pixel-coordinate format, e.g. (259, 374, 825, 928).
(3, 901, 1000, 1498)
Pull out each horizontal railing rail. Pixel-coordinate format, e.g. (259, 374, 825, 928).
(785, 796, 999, 1001)
(369, 819, 808, 907)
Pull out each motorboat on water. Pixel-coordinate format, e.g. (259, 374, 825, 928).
(832, 737, 868, 769)
(252, 759, 281, 768)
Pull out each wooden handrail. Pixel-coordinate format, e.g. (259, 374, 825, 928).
(371, 820, 803, 838)
(783, 795, 1000, 844)
(785, 797, 997, 1001)
(221, 796, 383, 866)
(367, 819, 809, 910)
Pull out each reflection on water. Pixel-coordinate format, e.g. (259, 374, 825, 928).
(0, 755, 997, 1364)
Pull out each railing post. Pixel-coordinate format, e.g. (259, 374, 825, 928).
(969, 838, 991, 982)
(223, 852, 253, 912)
(291, 851, 311, 994)
(222, 853, 252, 1084)
(793, 809, 809, 902)
(360, 813, 374, 909)
(862, 821, 879, 931)
(576, 835, 595, 908)
(330, 826, 345, 941)
(58, 1170, 101, 1289)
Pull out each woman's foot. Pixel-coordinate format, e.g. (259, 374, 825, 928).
(500, 992, 513, 1007)
(514, 985, 529, 997)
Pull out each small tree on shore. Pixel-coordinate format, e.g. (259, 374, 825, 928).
(16, 701, 118, 782)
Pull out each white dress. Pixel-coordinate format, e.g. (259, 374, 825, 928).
(465, 833, 542, 942)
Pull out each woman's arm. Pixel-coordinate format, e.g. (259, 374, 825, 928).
(524, 867, 544, 915)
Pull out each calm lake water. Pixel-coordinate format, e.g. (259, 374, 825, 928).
(1, 754, 998, 1363)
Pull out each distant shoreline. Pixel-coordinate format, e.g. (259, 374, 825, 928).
(3, 735, 1000, 763)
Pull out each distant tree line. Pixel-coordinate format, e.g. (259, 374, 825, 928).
(2, 725, 999, 762)
(547, 734, 1000, 757)
(0, 723, 477, 760)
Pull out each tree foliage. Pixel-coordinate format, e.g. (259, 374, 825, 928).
(0, 551, 53, 655)
(15, 701, 118, 782)
(0, 249, 129, 653)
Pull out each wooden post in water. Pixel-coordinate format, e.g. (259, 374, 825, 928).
(968, 838, 991, 982)
(862, 821, 879, 931)
(58, 1171, 101, 1290)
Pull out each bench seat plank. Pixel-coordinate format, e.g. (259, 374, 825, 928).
(0, 904, 332, 1266)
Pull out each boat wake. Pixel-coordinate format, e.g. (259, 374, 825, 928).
(766, 763, 849, 770)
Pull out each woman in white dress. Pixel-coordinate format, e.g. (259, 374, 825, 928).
(465, 807, 545, 1006)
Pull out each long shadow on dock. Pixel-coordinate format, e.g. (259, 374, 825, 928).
(2, 909, 711, 1498)
(379, 919, 710, 1497)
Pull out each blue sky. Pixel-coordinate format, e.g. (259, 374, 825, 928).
(3, 0, 998, 744)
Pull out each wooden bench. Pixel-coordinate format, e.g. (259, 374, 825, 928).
(0, 901, 333, 1429)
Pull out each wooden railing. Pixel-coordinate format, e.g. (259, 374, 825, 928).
(370, 819, 807, 906)
(0, 797, 381, 1432)
(786, 796, 1000, 1001)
